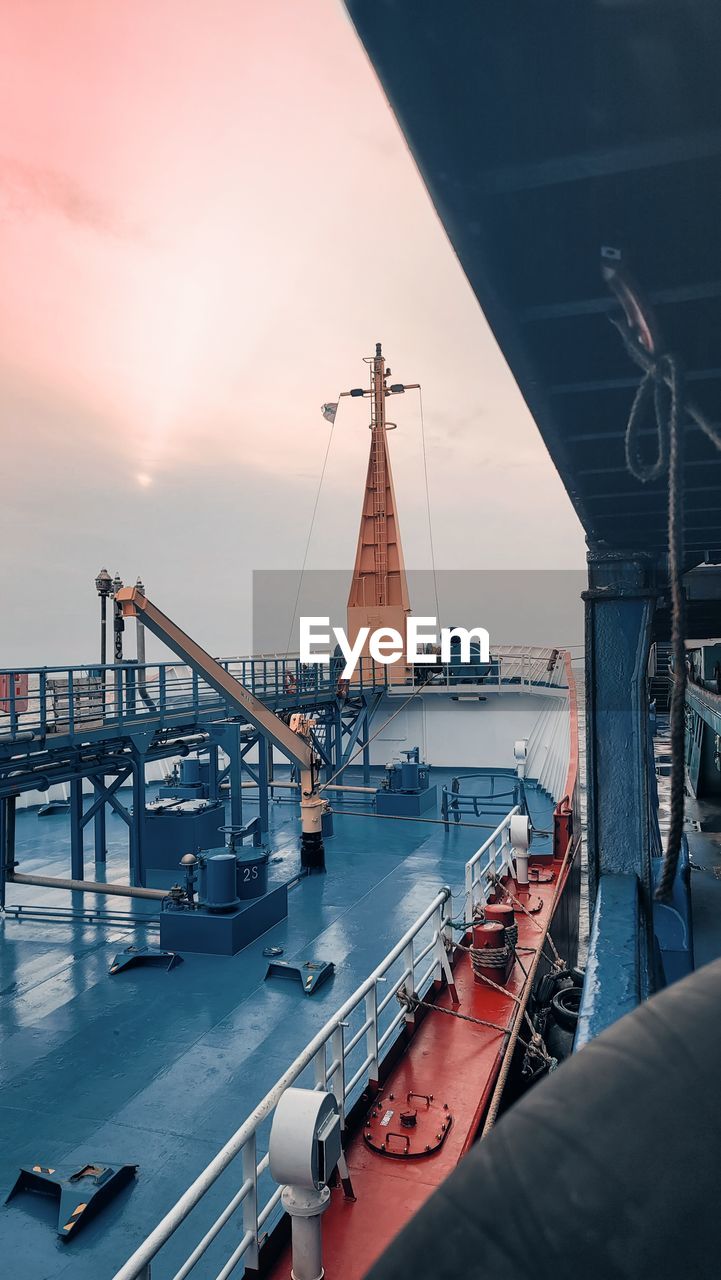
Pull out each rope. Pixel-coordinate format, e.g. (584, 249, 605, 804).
(481, 833, 575, 1135)
(396, 987, 552, 1066)
(611, 317, 688, 902)
(321, 806, 513, 833)
(490, 874, 544, 934)
(283, 405, 338, 658)
(470, 944, 510, 973)
(319, 682, 428, 792)
(417, 387, 441, 625)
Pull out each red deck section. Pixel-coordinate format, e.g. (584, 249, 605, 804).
(265, 855, 575, 1280)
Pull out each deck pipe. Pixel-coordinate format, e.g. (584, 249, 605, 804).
(10, 871, 167, 900)
(0, 737, 210, 795)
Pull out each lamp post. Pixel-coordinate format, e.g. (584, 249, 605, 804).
(135, 577, 146, 667)
(112, 572, 124, 663)
(94, 568, 113, 868)
(95, 568, 113, 667)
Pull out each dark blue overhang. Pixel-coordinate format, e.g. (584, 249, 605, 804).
(345, 1, 721, 566)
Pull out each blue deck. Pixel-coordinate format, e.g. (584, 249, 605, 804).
(0, 770, 554, 1280)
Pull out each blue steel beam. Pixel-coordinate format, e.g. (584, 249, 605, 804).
(69, 779, 84, 880)
(576, 873, 643, 1049)
(584, 550, 656, 906)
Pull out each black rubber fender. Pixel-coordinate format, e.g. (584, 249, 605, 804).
(364, 957, 721, 1280)
(549, 984, 581, 1033)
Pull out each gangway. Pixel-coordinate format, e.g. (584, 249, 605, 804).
(115, 588, 326, 868)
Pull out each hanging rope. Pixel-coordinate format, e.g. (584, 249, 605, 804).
(283, 403, 338, 657)
(319, 680, 428, 792)
(609, 317, 687, 902)
(604, 254, 721, 901)
(417, 387, 441, 625)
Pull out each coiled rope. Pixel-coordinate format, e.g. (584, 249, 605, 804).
(605, 254, 721, 900)
(613, 319, 687, 902)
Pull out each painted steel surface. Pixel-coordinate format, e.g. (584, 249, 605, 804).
(266, 849, 576, 1280)
(0, 772, 556, 1280)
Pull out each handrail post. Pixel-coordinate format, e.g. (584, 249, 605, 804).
(433, 905, 444, 983)
(435, 903, 458, 1002)
(313, 1045, 327, 1090)
(242, 1135, 259, 1270)
(39, 669, 47, 737)
(365, 985, 379, 1088)
(331, 1025, 346, 1128)
(115, 666, 123, 724)
(9, 676, 17, 736)
(402, 940, 416, 1025)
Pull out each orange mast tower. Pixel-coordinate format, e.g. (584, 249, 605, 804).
(342, 343, 418, 681)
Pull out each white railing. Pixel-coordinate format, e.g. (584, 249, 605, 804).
(464, 807, 519, 919)
(524, 690, 571, 802)
(113, 888, 453, 1280)
(398, 645, 569, 694)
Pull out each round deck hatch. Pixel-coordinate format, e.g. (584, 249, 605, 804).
(363, 1090, 453, 1158)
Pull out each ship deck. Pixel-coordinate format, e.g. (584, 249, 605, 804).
(0, 769, 554, 1280)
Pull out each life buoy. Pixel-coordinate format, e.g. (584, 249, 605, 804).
(284, 670, 297, 696)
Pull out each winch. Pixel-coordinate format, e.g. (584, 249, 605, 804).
(376, 747, 437, 817)
(160, 823, 285, 956)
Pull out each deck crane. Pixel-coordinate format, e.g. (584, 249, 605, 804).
(115, 587, 326, 869)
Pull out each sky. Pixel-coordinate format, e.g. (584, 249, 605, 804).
(0, 0, 586, 667)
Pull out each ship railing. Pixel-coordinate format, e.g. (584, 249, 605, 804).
(0, 656, 387, 744)
(112, 887, 453, 1280)
(404, 645, 569, 692)
(464, 806, 520, 919)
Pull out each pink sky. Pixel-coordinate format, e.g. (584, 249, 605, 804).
(0, 0, 585, 664)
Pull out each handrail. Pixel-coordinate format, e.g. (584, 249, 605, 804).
(464, 806, 519, 918)
(112, 887, 452, 1280)
(0, 655, 388, 745)
(404, 647, 569, 693)
(0, 650, 569, 748)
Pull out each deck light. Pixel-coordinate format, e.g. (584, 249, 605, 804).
(95, 568, 113, 669)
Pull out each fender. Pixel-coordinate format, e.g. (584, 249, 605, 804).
(366, 958, 721, 1280)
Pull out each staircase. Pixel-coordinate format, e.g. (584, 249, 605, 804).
(650, 642, 672, 713)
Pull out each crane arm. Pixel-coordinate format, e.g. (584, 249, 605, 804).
(115, 588, 314, 771)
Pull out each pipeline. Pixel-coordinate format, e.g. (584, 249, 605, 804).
(0, 739, 211, 797)
(9, 871, 167, 901)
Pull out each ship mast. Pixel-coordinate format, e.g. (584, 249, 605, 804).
(343, 343, 417, 679)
